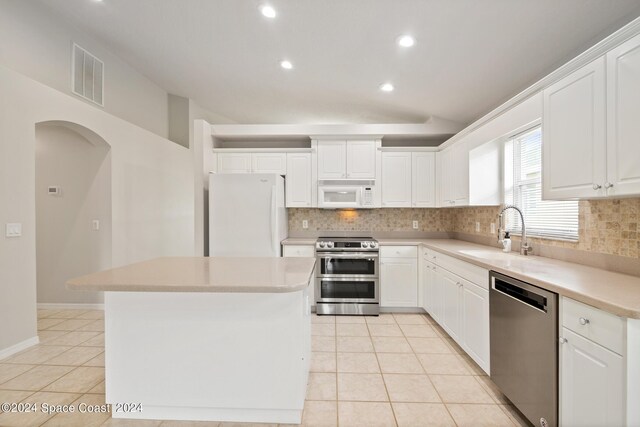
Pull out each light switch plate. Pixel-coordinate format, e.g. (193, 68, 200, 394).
(490, 223, 496, 234)
(92, 220, 100, 231)
(475, 222, 480, 232)
(302, 220, 309, 229)
(5, 223, 22, 237)
(412, 220, 419, 230)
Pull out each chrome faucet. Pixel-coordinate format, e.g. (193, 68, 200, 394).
(498, 205, 533, 255)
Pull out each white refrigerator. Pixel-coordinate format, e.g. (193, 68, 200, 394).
(208, 173, 287, 257)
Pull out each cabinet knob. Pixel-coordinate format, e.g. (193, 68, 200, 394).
(604, 182, 614, 189)
(592, 183, 602, 190)
(559, 337, 568, 344)
(579, 317, 590, 325)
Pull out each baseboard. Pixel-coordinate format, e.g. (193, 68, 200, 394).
(37, 303, 104, 310)
(0, 336, 39, 361)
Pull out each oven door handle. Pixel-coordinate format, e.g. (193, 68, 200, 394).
(316, 252, 379, 258)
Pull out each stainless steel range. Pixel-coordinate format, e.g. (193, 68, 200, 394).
(315, 237, 379, 316)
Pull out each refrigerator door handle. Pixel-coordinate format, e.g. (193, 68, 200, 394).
(270, 185, 277, 254)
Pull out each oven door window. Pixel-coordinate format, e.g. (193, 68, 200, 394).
(320, 280, 376, 300)
(320, 257, 376, 276)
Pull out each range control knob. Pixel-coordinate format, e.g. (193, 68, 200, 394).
(327, 242, 334, 248)
(370, 242, 377, 248)
(318, 242, 326, 248)
(362, 242, 370, 248)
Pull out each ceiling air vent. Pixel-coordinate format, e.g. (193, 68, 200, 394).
(72, 43, 104, 106)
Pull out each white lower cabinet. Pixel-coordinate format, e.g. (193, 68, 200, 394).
(460, 279, 489, 371)
(421, 249, 489, 374)
(560, 297, 627, 427)
(440, 268, 462, 342)
(560, 328, 624, 427)
(380, 246, 418, 307)
(282, 244, 316, 306)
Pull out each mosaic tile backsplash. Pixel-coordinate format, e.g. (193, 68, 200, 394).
(288, 198, 640, 259)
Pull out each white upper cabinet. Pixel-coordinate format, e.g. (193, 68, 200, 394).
(606, 33, 640, 197)
(317, 140, 377, 180)
(412, 152, 436, 207)
(252, 153, 287, 174)
(217, 153, 252, 173)
(381, 152, 412, 207)
(438, 144, 468, 207)
(286, 153, 314, 207)
(317, 141, 347, 179)
(346, 140, 376, 179)
(543, 57, 607, 199)
(217, 152, 286, 174)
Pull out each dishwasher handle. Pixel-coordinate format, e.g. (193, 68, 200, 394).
(492, 278, 548, 312)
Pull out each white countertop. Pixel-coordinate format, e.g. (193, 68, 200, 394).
(67, 256, 316, 293)
(283, 237, 640, 318)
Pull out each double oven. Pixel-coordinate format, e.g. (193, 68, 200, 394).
(315, 237, 380, 316)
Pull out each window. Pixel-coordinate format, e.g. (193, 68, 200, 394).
(504, 126, 579, 241)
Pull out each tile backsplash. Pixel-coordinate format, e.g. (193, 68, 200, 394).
(288, 198, 640, 259)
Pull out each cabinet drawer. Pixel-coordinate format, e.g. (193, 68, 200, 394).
(282, 245, 315, 258)
(435, 251, 489, 289)
(562, 297, 625, 354)
(381, 245, 418, 258)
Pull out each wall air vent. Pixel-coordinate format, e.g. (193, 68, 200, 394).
(71, 43, 104, 106)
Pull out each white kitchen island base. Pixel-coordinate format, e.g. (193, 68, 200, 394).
(105, 290, 311, 423)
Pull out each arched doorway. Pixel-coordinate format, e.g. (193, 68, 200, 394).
(35, 121, 112, 306)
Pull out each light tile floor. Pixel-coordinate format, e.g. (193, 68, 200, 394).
(0, 310, 531, 427)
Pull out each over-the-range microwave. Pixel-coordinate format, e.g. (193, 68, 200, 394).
(317, 180, 375, 209)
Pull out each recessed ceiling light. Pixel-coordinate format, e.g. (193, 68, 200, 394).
(280, 60, 293, 70)
(379, 83, 394, 92)
(397, 35, 415, 47)
(261, 5, 276, 18)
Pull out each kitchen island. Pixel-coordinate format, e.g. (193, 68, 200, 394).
(67, 256, 316, 424)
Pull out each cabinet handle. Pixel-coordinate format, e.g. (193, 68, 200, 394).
(592, 183, 602, 190)
(604, 182, 614, 189)
(559, 337, 568, 344)
(579, 317, 590, 326)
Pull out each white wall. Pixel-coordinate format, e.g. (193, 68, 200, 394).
(35, 124, 111, 304)
(0, 0, 170, 138)
(0, 63, 195, 356)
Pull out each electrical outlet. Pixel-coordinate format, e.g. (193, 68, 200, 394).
(412, 220, 419, 230)
(5, 223, 22, 237)
(302, 220, 309, 229)
(475, 222, 480, 232)
(490, 223, 496, 234)
(92, 220, 100, 231)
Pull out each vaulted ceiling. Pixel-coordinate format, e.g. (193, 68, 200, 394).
(39, 0, 640, 125)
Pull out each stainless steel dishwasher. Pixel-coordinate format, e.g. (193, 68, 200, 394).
(490, 271, 558, 427)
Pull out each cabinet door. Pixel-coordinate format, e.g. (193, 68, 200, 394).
(461, 280, 489, 374)
(438, 149, 453, 206)
(381, 152, 412, 207)
(441, 269, 462, 342)
(452, 143, 469, 206)
(346, 140, 376, 179)
(560, 328, 624, 427)
(252, 153, 286, 174)
(431, 267, 444, 323)
(606, 33, 640, 197)
(380, 257, 418, 307)
(423, 262, 437, 315)
(217, 153, 252, 173)
(283, 245, 316, 307)
(412, 152, 436, 207)
(543, 57, 607, 199)
(317, 141, 347, 179)
(286, 153, 313, 207)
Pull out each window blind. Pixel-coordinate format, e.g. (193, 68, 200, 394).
(504, 127, 579, 241)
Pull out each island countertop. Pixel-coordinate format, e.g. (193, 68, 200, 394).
(66, 256, 316, 293)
